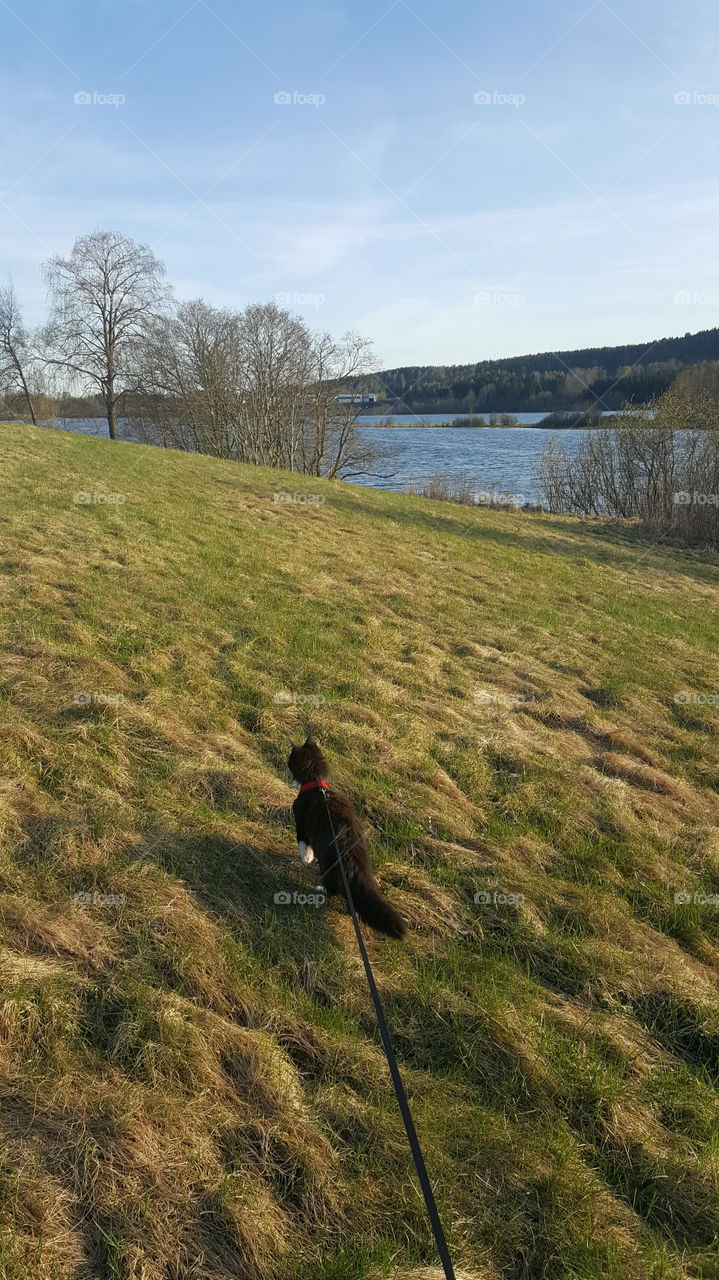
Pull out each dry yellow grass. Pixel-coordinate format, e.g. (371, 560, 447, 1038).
(0, 421, 718, 1279)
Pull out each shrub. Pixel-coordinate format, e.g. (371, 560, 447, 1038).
(534, 390, 719, 545)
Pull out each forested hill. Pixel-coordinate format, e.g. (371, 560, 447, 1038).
(371, 326, 719, 414)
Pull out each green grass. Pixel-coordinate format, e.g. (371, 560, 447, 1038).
(1, 421, 719, 1280)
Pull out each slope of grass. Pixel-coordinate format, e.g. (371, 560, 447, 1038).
(1, 421, 718, 1280)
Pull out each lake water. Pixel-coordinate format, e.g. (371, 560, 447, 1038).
(42, 415, 586, 504)
(353, 425, 583, 502)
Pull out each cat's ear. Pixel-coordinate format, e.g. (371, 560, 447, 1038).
(289, 740, 297, 750)
(304, 734, 316, 746)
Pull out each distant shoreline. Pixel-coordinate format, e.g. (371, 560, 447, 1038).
(38, 411, 619, 435)
(358, 418, 619, 430)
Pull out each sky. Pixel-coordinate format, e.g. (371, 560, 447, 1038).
(1, 0, 719, 368)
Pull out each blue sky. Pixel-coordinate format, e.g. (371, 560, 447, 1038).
(1, 0, 718, 366)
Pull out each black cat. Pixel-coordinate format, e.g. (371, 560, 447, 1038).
(288, 737, 406, 940)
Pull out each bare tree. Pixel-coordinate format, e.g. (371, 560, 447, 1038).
(533, 389, 719, 545)
(232, 305, 391, 478)
(301, 328, 378, 478)
(0, 280, 38, 424)
(43, 230, 170, 439)
(130, 299, 247, 455)
(236, 302, 315, 468)
(130, 297, 394, 480)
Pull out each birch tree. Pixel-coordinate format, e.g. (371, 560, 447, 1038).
(43, 230, 169, 439)
(0, 281, 38, 424)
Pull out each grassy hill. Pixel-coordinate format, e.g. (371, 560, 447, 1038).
(1, 421, 719, 1280)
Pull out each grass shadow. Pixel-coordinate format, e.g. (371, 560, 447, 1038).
(326, 489, 719, 583)
(138, 826, 347, 974)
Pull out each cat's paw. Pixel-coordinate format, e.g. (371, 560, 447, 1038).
(298, 842, 315, 864)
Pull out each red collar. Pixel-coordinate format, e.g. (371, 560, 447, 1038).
(299, 779, 328, 793)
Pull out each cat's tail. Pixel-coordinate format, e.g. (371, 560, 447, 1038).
(348, 874, 406, 940)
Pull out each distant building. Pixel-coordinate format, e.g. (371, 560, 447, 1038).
(336, 392, 375, 408)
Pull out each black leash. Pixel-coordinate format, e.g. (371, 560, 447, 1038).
(317, 782, 457, 1280)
